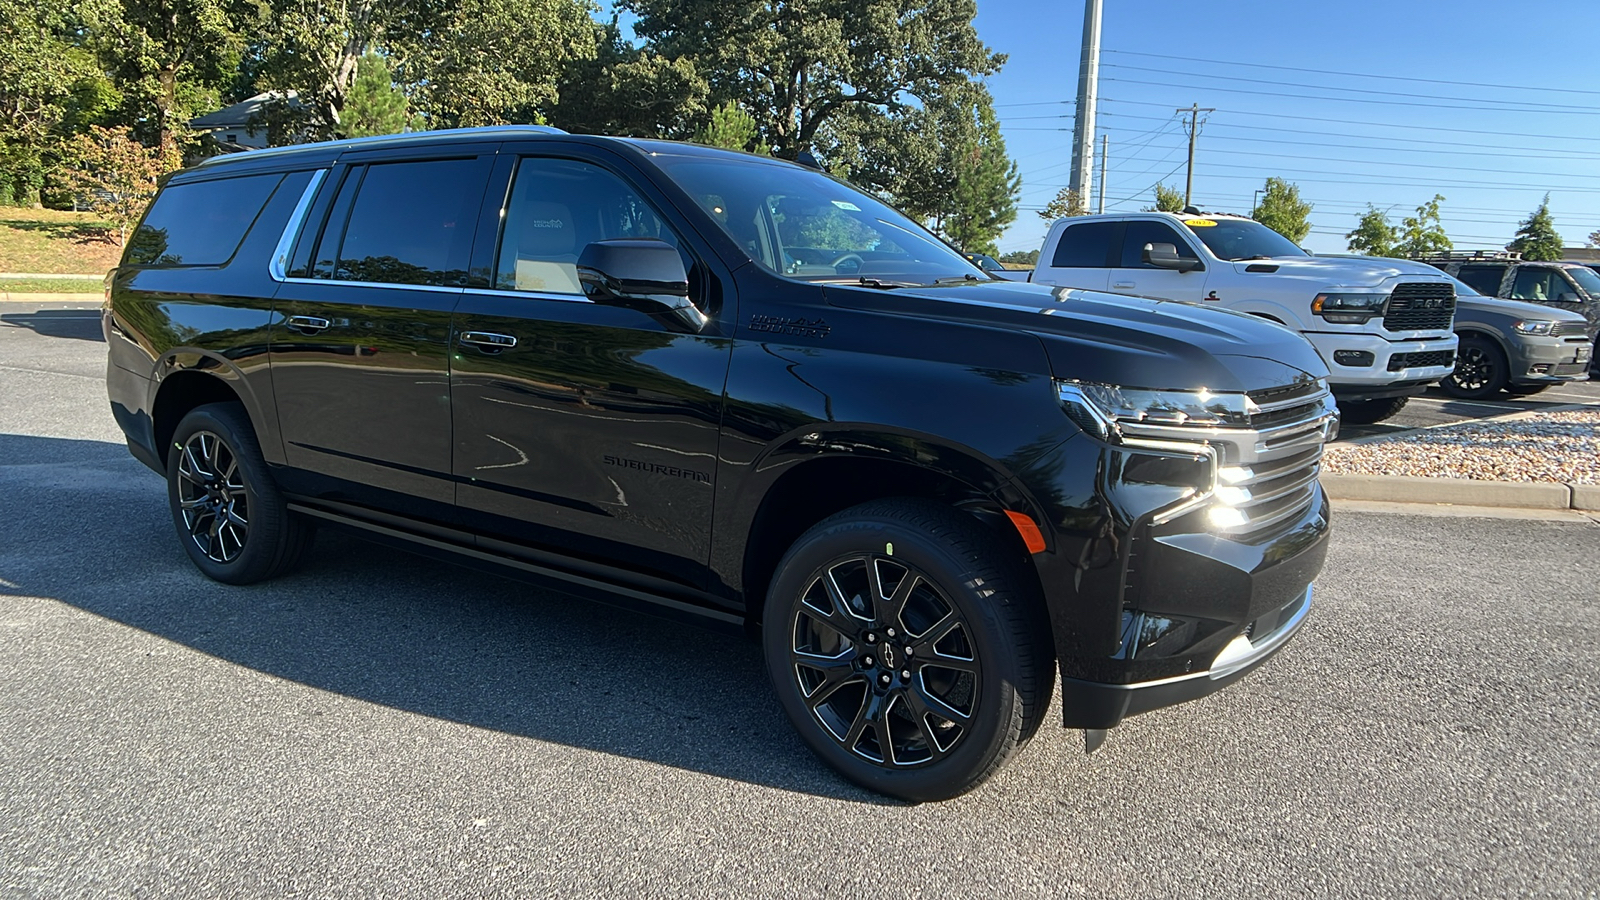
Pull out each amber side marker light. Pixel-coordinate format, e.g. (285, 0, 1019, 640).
(1004, 510, 1047, 554)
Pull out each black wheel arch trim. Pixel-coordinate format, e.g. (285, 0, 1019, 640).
(149, 348, 279, 464)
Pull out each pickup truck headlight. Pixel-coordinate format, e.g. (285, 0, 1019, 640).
(1513, 320, 1555, 335)
(1312, 292, 1387, 324)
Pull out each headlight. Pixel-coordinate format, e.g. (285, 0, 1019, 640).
(1312, 292, 1387, 324)
(1058, 381, 1253, 440)
(1513, 320, 1555, 335)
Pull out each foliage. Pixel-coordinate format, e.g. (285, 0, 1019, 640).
(1507, 194, 1563, 261)
(546, 17, 707, 138)
(1395, 194, 1451, 258)
(1587, 229, 1600, 249)
(999, 248, 1038, 266)
(342, 53, 418, 138)
(1144, 182, 1184, 213)
(624, 0, 1003, 159)
(1251, 177, 1312, 244)
(56, 125, 181, 244)
(1345, 205, 1398, 257)
(0, 0, 109, 205)
(1038, 187, 1087, 222)
(941, 100, 1019, 255)
(694, 101, 768, 154)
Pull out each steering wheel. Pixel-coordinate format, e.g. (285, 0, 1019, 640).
(830, 253, 865, 275)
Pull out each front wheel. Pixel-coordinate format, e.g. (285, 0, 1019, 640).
(167, 402, 313, 585)
(763, 499, 1052, 802)
(1439, 336, 1508, 400)
(1337, 395, 1409, 425)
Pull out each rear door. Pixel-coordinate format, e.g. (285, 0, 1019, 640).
(449, 147, 735, 594)
(1106, 219, 1209, 302)
(268, 146, 495, 521)
(1029, 219, 1113, 291)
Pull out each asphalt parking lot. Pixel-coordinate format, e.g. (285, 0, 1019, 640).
(1336, 378, 1600, 443)
(3, 300, 1599, 897)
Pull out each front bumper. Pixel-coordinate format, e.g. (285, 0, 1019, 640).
(1306, 331, 1457, 389)
(1508, 336, 1592, 385)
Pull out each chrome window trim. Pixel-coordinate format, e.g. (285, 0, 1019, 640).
(277, 276, 467, 295)
(269, 168, 329, 282)
(467, 287, 594, 305)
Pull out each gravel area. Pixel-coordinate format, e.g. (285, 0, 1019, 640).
(1323, 409, 1600, 483)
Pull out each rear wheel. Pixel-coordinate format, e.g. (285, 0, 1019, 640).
(1337, 396, 1409, 425)
(763, 499, 1052, 802)
(167, 403, 313, 585)
(1439, 335, 1508, 400)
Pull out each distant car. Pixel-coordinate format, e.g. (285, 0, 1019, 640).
(1438, 275, 1591, 399)
(964, 253, 1030, 282)
(1419, 254, 1600, 348)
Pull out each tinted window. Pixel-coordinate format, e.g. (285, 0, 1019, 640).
(126, 173, 284, 266)
(1510, 268, 1567, 302)
(1050, 222, 1115, 268)
(495, 158, 683, 294)
(1565, 265, 1600, 297)
(1455, 264, 1506, 296)
(1119, 221, 1199, 268)
(330, 159, 482, 286)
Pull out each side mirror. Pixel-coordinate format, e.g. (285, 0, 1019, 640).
(577, 239, 707, 332)
(1143, 242, 1201, 272)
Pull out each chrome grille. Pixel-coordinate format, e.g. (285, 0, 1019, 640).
(1383, 282, 1455, 332)
(1551, 321, 1585, 338)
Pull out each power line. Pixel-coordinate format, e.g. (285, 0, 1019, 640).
(1104, 76, 1600, 115)
(1104, 49, 1600, 98)
(1100, 98, 1600, 143)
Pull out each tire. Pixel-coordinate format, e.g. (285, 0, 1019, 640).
(1336, 396, 1409, 425)
(1503, 383, 1551, 397)
(166, 402, 313, 585)
(1439, 335, 1508, 400)
(762, 499, 1053, 802)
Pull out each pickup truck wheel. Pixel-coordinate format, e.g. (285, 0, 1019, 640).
(166, 403, 313, 585)
(1439, 336, 1507, 400)
(1336, 396, 1409, 425)
(763, 499, 1051, 802)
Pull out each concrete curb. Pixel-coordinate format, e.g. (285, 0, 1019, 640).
(1322, 474, 1595, 511)
(0, 273, 106, 280)
(0, 292, 103, 302)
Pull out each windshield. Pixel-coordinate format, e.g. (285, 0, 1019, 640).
(1565, 265, 1600, 297)
(653, 156, 985, 285)
(1182, 218, 1310, 261)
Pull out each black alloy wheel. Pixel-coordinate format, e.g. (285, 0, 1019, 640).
(166, 403, 313, 585)
(764, 499, 1051, 802)
(1440, 335, 1508, 400)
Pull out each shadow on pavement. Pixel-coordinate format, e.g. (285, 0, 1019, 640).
(0, 432, 890, 804)
(0, 309, 105, 342)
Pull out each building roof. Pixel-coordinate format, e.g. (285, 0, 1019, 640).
(189, 92, 301, 130)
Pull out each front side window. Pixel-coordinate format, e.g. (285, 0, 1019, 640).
(495, 157, 682, 295)
(1455, 264, 1507, 297)
(1119, 221, 1199, 268)
(1510, 268, 1566, 302)
(330, 158, 481, 286)
(653, 156, 983, 285)
(127, 173, 284, 266)
(1050, 221, 1115, 268)
(1563, 265, 1600, 298)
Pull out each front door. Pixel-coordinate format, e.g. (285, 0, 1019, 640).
(449, 152, 734, 593)
(1107, 220, 1209, 302)
(269, 150, 493, 521)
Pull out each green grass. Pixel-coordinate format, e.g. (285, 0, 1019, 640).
(0, 277, 104, 293)
(0, 208, 123, 275)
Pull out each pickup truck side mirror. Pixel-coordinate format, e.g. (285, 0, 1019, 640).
(1143, 242, 1201, 273)
(577, 238, 708, 332)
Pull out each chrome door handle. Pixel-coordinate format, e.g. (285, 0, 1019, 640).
(1112, 281, 1136, 290)
(460, 331, 518, 350)
(286, 315, 330, 333)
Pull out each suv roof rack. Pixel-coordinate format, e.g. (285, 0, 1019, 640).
(1412, 250, 1522, 262)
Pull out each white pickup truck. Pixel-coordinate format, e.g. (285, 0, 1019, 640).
(1024, 212, 1459, 423)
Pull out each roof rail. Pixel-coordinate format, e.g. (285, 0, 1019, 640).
(194, 124, 569, 168)
(1411, 249, 1521, 262)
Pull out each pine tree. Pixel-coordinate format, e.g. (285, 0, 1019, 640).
(693, 101, 767, 154)
(1507, 194, 1563, 261)
(342, 53, 418, 138)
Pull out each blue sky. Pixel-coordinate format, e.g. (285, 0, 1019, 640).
(973, 0, 1600, 256)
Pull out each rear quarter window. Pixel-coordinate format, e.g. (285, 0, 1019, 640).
(125, 173, 285, 266)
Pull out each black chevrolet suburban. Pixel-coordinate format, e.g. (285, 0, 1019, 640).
(104, 126, 1335, 801)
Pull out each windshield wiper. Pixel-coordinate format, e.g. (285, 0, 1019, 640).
(858, 277, 908, 290)
(932, 274, 985, 286)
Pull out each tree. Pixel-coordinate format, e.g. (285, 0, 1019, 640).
(624, 0, 1003, 160)
(1507, 194, 1563, 261)
(1346, 205, 1398, 257)
(0, 0, 108, 205)
(57, 125, 181, 244)
(1587, 229, 1600, 249)
(546, 16, 707, 138)
(1394, 194, 1451, 258)
(341, 52, 417, 138)
(1252, 177, 1312, 244)
(999, 249, 1038, 266)
(941, 101, 1019, 255)
(694, 101, 768, 154)
(1038, 187, 1086, 222)
(1144, 182, 1183, 213)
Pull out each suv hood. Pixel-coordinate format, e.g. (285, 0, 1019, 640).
(1233, 254, 1452, 288)
(825, 280, 1329, 394)
(1457, 293, 1590, 323)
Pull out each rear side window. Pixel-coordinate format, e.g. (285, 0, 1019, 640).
(126, 173, 284, 266)
(328, 159, 483, 286)
(1049, 221, 1115, 268)
(1119, 221, 1199, 268)
(1456, 264, 1506, 296)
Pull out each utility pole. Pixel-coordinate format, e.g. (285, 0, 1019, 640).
(1097, 135, 1108, 214)
(1068, 0, 1102, 205)
(1177, 103, 1214, 209)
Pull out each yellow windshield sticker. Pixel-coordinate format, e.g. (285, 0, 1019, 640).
(1184, 218, 1217, 227)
